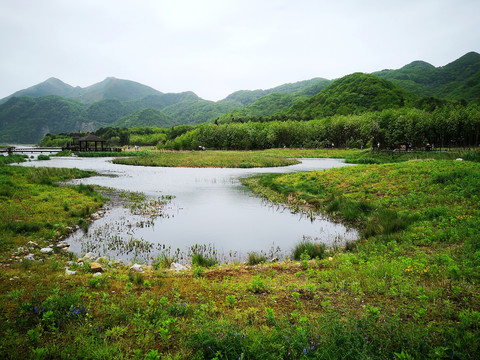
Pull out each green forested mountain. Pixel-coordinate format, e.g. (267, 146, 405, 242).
(111, 108, 174, 128)
(283, 73, 419, 119)
(0, 96, 86, 144)
(125, 92, 200, 112)
(0, 77, 80, 103)
(73, 77, 162, 104)
(220, 78, 331, 106)
(219, 93, 309, 121)
(161, 99, 241, 125)
(0, 77, 163, 105)
(84, 99, 131, 127)
(374, 51, 480, 102)
(217, 78, 332, 121)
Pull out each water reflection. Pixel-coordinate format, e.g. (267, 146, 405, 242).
(20, 157, 358, 262)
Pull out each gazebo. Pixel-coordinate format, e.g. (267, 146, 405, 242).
(78, 134, 106, 152)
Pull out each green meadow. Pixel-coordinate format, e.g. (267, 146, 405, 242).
(0, 150, 479, 359)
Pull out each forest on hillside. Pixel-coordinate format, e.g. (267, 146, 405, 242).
(41, 103, 480, 152)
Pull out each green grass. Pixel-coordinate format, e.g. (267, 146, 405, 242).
(113, 150, 300, 168)
(0, 165, 104, 253)
(263, 148, 363, 159)
(0, 154, 27, 165)
(345, 149, 466, 164)
(1, 154, 480, 359)
(76, 151, 144, 157)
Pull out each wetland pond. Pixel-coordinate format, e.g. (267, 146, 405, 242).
(21, 157, 358, 263)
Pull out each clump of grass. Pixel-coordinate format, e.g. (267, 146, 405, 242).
(462, 150, 480, 162)
(191, 253, 218, 268)
(247, 252, 266, 266)
(153, 254, 177, 270)
(37, 155, 50, 161)
(292, 240, 326, 261)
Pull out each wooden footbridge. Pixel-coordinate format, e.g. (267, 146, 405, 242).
(0, 146, 62, 154)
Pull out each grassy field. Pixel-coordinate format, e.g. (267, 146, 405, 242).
(0, 151, 479, 359)
(112, 150, 300, 168)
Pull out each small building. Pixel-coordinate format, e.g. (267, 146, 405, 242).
(78, 134, 106, 152)
(63, 134, 120, 152)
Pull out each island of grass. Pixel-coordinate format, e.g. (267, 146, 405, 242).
(112, 150, 300, 168)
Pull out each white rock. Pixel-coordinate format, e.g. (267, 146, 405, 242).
(111, 259, 124, 267)
(40, 247, 53, 254)
(56, 242, 69, 248)
(93, 272, 103, 277)
(26, 241, 39, 248)
(24, 254, 35, 261)
(170, 262, 188, 272)
(83, 252, 96, 260)
(456, 158, 463, 161)
(65, 268, 76, 276)
(130, 263, 143, 272)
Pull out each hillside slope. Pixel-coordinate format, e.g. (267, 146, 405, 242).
(374, 51, 480, 102)
(285, 73, 419, 119)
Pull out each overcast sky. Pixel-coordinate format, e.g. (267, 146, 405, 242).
(1, 0, 479, 101)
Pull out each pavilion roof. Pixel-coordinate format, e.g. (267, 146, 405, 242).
(78, 134, 106, 142)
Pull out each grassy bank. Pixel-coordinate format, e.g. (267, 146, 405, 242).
(262, 148, 363, 159)
(1, 154, 480, 359)
(113, 150, 300, 168)
(240, 159, 480, 358)
(0, 166, 105, 254)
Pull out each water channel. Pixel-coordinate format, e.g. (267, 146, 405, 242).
(20, 156, 358, 263)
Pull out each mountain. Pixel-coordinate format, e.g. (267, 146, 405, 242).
(73, 77, 162, 103)
(220, 78, 331, 106)
(0, 96, 87, 144)
(374, 51, 480, 102)
(84, 99, 131, 127)
(284, 73, 419, 119)
(125, 92, 200, 112)
(0, 77, 163, 105)
(217, 78, 332, 121)
(1, 77, 80, 102)
(111, 108, 174, 128)
(161, 99, 241, 125)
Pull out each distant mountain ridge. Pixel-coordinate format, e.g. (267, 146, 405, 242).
(0, 51, 478, 144)
(0, 77, 163, 105)
(373, 51, 480, 102)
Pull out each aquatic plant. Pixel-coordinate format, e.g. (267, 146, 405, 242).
(292, 239, 326, 261)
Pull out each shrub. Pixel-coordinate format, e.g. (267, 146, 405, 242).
(292, 240, 326, 261)
(191, 253, 218, 268)
(153, 254, 176, 270)
(247, 252, 266, 266)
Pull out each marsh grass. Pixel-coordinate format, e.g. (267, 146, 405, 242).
(112, 150, 299, 168)
(247, 252, 267, 265)
(345, 149, 465, 164)
(0, 154, 26, 165)
(191, 253, 218, 268)
(292, 240, 326, 261)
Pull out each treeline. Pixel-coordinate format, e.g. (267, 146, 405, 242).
(40, 104, 480, 151)
(40, 125, 195, 147)
(164, 104, 480, 150)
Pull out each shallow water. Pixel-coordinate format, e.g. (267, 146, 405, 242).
(20, 156, 358, 263)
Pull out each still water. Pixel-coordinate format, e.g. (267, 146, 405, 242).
(21, 157, 358, 263)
